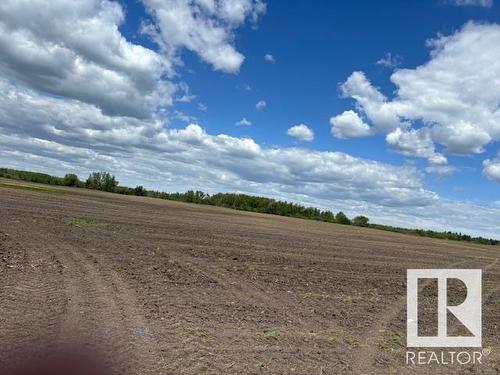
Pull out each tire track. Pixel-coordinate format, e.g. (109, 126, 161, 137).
(52, 240, 161, 375)
(0, 218, 161, 374)
(0, 230, 67, 370)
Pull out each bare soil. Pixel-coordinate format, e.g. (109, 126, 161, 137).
(1, 179, 499, 374)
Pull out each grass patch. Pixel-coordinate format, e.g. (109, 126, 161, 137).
(298, 291, 331, 300)
(325, 325, 340, 345)
(336, 293, 353, 304)
(0, 182, 65, 195)
(327, 335, 338, 344)
(368, 288, 381, 302)
(114, 264, 124, 273)
(67, 217, 125, 232)
(254, 362, 265, 369)
(257, 329, 280, 340)
(178, 325, 202, 334)
(379, 329, 405, 353)
(176, 325, 212, 341)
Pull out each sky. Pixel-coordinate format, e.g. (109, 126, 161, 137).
(0, 0, 499, 238)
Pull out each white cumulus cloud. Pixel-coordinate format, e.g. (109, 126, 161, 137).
(142, 0, 266, 73)
(483, 158, 500, 182)
(236, 117, 252, 126)
(0, 0, 174, 119)
(256, 100, 267, 110)
(330, 110, 372, 139)
(446, 0, 493, 7)
(0, 0, 266, 118)
(386, 128, 447, 165)
(376, 52, 403, 69)
(264, 54, 275, 63)
(287, 124, 314, 141)
(0, 78, 432, 208)
(332, 22, 500, 170)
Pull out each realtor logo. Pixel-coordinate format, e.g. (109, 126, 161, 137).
(407, 269, 482, 347)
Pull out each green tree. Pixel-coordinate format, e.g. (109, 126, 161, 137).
(335, 211, 351, 225)
(85, 172, 100, 189)
(134, 185, 147, 196)
(320, 210, 335, 223)
(352, 215, 369, 227)
(85, 171, 118, 192)
(63, 173, 81, 187)
(101, 172, 118, 192)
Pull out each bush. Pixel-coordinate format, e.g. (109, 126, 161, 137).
(114, 186, 135, 195)
(85, 172, 118, 192)
(134, 185, 147, 196)
(63, 173, 82, 187)
(352, 215, 369, 227)
(335, 211, 351, 225)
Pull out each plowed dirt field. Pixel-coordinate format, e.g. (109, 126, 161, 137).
(1, 179, 499, 374)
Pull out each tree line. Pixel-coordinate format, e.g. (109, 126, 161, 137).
(1, 167, 497, 245)
(155, 190, 366, 226)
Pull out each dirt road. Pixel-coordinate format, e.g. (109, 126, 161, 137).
(1, 180, 499, 374)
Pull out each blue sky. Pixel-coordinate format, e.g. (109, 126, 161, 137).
(123, 0, 500, 202)
(167, 0, 500, 203)
(0, 0, 499, 237)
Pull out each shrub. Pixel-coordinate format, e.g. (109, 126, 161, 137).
(352, 215, 369, 227)
(63, 173, 82, 187)
(134, 185, 147, 196)
(335, 211, 351, 225)
(85, 172, 118, 192)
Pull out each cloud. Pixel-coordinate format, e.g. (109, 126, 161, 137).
(445, 0, 493, 7)
(175, 82, 196, 103)
(376, 52, 403, 69)
(0, 78, 159, 149)
(425, 165, 459, 175)
(330, 110, 372, 139)
(332, 22, 500, 169)
(256, 100, 267, 110)
(386, 128, 447, 165)
(264, 54, 275, 63)
(0, 0, 266, 118)
(287, 124, 314, 141)
(173, 110, 197, 123)
(0, 0, 174, 119)
(483, 158, 500, 182)
(0, 78, 432, 207)
(235, 117, 252, 126)
(142, 0, 266, 73)
(339, 71, 404, 133)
